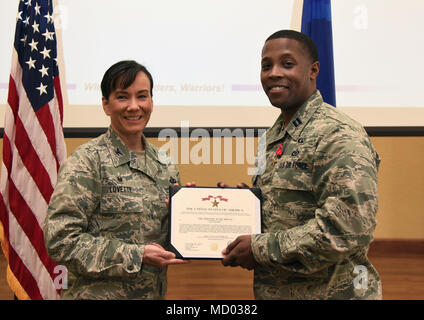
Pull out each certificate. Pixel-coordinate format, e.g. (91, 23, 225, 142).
(169, 186, 262, 259)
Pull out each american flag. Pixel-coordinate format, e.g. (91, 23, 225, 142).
(0, 0, 66, 300)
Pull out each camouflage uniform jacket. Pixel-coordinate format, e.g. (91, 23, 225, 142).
(44, 127, 180, 299)
(251, 91, 382, 299)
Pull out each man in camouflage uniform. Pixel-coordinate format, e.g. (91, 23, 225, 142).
(44, 61, 186, 299)
(221, 30, 382, 299)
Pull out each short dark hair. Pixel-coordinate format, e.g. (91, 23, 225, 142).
(101, 60, 154, 99)
(266, 30, 318, 62)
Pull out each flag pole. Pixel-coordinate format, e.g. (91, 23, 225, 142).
(290, 0, 304, 31)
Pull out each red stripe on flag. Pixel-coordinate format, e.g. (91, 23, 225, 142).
(36, 104, 60, 171)
(54, 76, 64, 125)
(0, 194, 10, 244)
(8, 180, 57, 276)
(7, 75, 19, 123)
(0, 134, 12, 245)
(2, 194, 43, 300)
(2, 134, 12, 181)
(14, 116, 54, 204)
(8, 245, 43, 300)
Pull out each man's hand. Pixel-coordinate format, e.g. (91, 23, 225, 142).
(217, 182, 250, 188)
(143, 243, 189, 269)
(221, 235, 257, 270)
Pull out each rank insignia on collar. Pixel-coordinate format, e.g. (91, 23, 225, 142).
(115, 148, 122, 156)
(292, 117, 302, 127)
(275, 144, 283, 158)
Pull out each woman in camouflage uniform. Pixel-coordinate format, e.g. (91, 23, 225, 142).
(44, 60, 188, 299)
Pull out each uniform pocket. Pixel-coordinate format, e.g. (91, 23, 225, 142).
(272, 157, 313, 192)
(267, 158, 316, 228)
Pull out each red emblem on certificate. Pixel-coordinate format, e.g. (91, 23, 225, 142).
(201, 195, 228, 207)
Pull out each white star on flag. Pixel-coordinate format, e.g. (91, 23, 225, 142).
(20, 34, 27, 45)
(42, 30, 54, 41)
(36, 82, 48, 95)
(34, 3, 41, 15)
(28, 38, 38, 51)
(25, 56, 37, 69)
(40, 47, 51, 59)
(39, 65, 49, 78)
(44, 12, 53, 23)
(32, 21, 40, 33)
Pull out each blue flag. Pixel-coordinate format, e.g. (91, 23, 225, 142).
(301, 0, 336, 106)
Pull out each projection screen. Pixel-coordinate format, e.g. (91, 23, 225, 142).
(1, 0, 423, 129)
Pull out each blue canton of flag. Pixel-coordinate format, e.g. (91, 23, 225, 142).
(15, 0, 59, 112)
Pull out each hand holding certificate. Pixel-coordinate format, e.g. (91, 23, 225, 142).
(221, 234, 258, 270)
(169, 186, 262, 259)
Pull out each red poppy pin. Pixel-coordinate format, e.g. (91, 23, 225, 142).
(275, 144, 283, 158)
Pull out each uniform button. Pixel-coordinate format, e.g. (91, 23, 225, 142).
(298, 138, 304, 143)
(291, 150, 299, 156)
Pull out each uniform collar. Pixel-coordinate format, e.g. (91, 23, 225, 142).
(105, 127, 159, 181)
(267, 90, 323, 146)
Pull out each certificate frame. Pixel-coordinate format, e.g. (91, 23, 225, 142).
(168, 186, 262, 260)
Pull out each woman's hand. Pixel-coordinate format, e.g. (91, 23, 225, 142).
(143, 243, 189, 268)
(166, 181, 197, 208)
